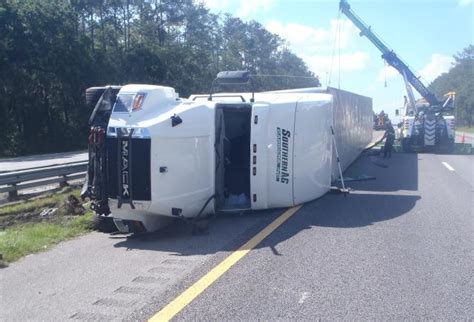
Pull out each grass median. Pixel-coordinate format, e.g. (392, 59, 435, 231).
(0, 188, 95, 264)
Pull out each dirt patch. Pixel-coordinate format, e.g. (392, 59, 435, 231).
(0, 189, 86, 229)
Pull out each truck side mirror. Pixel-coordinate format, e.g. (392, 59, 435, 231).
(395, 109, 399, 116)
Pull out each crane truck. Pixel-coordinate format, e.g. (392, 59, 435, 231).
(340, 0, 456, 152)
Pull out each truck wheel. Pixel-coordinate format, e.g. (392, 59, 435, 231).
(92, 214, 118, 233)
(85, 87, 107, 107)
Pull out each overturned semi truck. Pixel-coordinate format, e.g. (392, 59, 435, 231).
(82, 72, 373, 233)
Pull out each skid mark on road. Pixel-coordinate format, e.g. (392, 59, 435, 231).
(132, 276, 167, 284)
(94, 298, 137, 307)
(161, 258, 193, 266)
(114, 286, 153, 296)
(148, 205, 303, 322)
(442, 162, 455, 171)
(70, 311, 115, 320)
(70, 253, 200, 320)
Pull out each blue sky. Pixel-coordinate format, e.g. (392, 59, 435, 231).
(202, 0, 473, 119)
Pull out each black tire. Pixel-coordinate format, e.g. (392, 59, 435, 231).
(92, 214, 118, 233)
(85, 87, 107, 107)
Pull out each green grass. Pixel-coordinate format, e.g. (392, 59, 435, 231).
(0, 188, 81, 216)
(0, 212, 94, 263)
(0, 188, 95, 263)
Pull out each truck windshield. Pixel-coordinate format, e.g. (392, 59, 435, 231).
(113, 94, 135, 113)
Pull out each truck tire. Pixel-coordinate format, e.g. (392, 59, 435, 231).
(92, 214, 118, 233)
(85, 87, 107, 107)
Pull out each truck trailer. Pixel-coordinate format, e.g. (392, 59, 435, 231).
(83, 72, 372, 233)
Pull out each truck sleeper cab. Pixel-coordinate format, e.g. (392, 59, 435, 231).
(85, 84, 372, 233)
(215, 103, 252, 211)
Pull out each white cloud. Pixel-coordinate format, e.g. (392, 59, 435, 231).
(419, 53, 454, 83)
(266, 19, 359, 54)
(459, 0, 473, 6)
(265, 19, 369, 84)
(303, 52, 370, 73)
(201, 0, 274, 15)
(237, 0, 274, 17)
(375, 53, 454, 84)
(377, 65, 399, 82)
(302, 51, 370, 85)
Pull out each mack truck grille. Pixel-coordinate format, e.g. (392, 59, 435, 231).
(107, 137, 151, 203)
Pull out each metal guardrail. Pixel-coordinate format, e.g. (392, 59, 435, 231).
(0, 161, 88, 200)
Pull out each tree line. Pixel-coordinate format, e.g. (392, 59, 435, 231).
(430, 45, 474, 127)
(0, 0, 318, 156)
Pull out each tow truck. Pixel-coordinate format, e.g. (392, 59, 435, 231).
(340, 0, 456, 152)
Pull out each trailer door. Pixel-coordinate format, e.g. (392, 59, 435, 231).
(251, 101, 296, 210)
(293, 96, 333, 205)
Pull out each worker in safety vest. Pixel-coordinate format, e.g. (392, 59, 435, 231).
(382, 121, 395, 158)
(378, 110, 385, 126)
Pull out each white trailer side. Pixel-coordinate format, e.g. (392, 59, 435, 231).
(267, 87, 373, 181)
(328, 87, 373, 180)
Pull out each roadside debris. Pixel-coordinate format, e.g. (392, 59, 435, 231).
(39, 208, 58, 218)
(0, 192, 87, 229)
(65, 195, 85, 216)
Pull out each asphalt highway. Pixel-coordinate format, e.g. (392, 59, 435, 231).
(1, 151, 473, 320)
(0, 150, 87, 173)
(169, 152, 474, 320)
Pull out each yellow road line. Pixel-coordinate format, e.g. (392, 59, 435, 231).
(149, 205, 303, 322)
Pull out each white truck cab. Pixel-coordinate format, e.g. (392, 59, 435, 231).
(84, 73, 372, 233)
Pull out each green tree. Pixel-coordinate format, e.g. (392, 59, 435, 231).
(430, 45, 474, 127)
(0, 0, 318, 157)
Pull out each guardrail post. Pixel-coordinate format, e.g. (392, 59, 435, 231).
(8, 185, 18, 201)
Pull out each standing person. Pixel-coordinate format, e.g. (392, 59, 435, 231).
(383, 122, 396, 158)
(378, 110, 385, 128)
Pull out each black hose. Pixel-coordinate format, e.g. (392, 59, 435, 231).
(194, 194, 216, 222)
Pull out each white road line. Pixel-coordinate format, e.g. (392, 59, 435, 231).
(442, 162, 455, 171)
